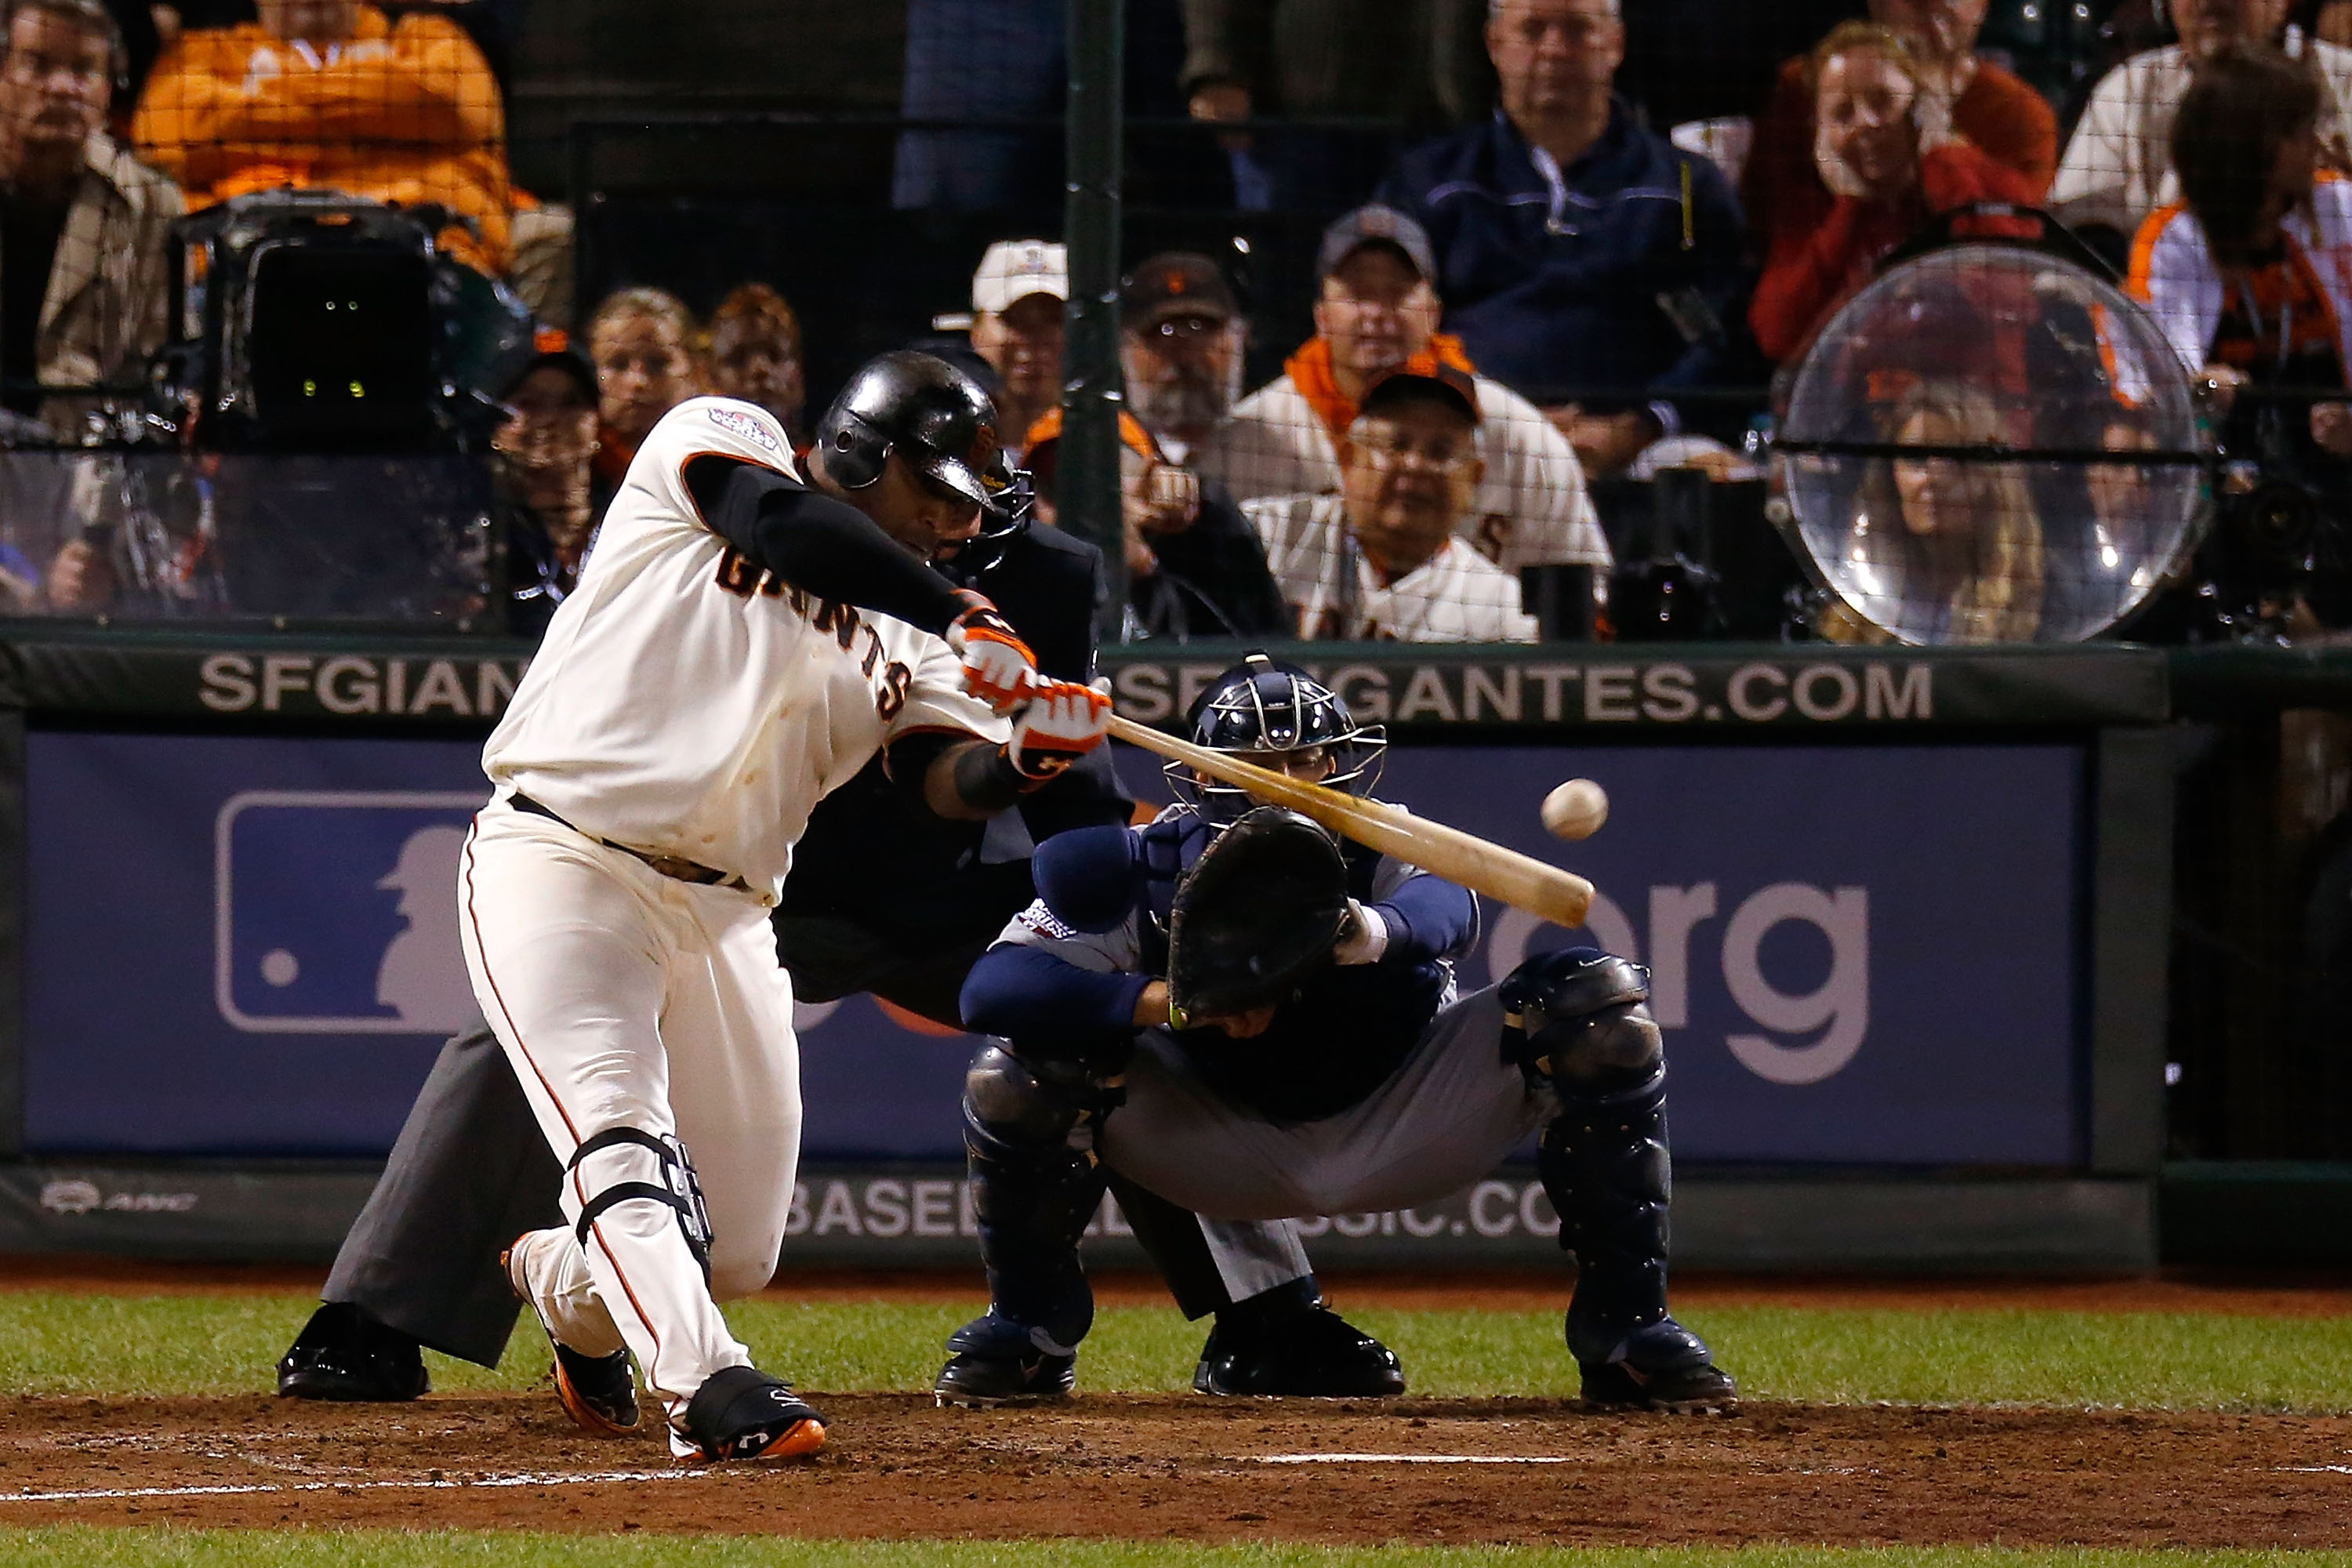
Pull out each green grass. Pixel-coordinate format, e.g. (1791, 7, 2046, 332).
(2, 1537, 2351, 1568)
(4, 1291, 2352, 1413)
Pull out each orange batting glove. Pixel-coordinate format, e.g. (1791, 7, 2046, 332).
(946, 590, 1037, 713)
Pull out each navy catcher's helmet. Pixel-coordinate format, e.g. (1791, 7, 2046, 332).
(1172, 652, 1386, 825)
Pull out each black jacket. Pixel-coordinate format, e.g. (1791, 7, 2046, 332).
(775, 521, 1134, 942)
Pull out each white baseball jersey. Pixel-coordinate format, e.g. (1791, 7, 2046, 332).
(1244, 492, 1541, 644)
(1193, 368, 1611, 573)
(481, 396, 1008, 898)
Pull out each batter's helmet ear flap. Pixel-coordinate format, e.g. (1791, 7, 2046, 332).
(820, 412, 890, 491)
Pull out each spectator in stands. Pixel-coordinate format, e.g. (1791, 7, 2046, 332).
(2053, 0, 2352, 249)
(1745, 0, 2057, 276)
(1025, 404, 1290, 640)
(1120, 249, 1244, 464)
(1196, 205, 1609, 579)
(1179, 0, 1483, 206)
(132, 0, 512, 274)
(2126, 45, 2352, 470)
(1750, 24, 2042, 364)
(584, 285, 698, 487)
(1245, 362, 1539, 641)
(969, 238, 1065, 463)
(1842, 378, 2043, 641)
(1377, 0, 1748, 478)
(487, 328, 604, 637)
(703, 282, 806, 448)
(895, 0, 1216, 210)
(0, 0, 180, 433)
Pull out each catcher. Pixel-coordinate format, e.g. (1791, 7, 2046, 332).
(937, 652, 1737, 1411)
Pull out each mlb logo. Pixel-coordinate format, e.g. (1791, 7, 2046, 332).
(214, 790, 488, 1033)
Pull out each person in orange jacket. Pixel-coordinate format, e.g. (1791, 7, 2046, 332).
(129, 0, 510, 275)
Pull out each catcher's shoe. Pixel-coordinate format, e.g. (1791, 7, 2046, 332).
(276, 1302, 429, 1403)
(934, 1314, 1076, 1407)
(1193, 1305, 1405, 1398)
(501, 1236, 640, 1436)
(674, 1366, 828, 1461)
(1577, 1318, 1738, 1414)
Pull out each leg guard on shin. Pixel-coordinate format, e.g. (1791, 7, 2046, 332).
(565, 1128, 714, 1286)
(1507, 949, 1732, 1409)
(960, 1043, 1113, 1354)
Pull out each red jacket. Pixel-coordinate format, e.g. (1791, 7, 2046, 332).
(1750, 143, 2042, 364)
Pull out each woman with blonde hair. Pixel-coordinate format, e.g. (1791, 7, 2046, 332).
(1839, 378, 2045, 642)
(584, 286, 703, 484)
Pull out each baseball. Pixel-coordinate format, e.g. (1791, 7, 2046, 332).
(1541, 778, 1609, 840)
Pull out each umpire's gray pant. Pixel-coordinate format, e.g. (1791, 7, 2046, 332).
(322, 1018, 561, 1366)
(1098, 986, 1548, 1221)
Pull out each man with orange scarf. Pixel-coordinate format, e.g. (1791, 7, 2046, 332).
(1195, 205, 1609, 579)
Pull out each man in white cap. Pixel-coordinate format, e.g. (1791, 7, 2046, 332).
(969, 239, 1068, 460)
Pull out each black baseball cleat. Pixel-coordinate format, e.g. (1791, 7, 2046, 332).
(276, 1302, 429, 1403)
(675, 1366, 827, 1461)
(1577, 1318, 1739, 1414)
(502, 1236, 639, 1436)
(1193, 1305, 1406, 1398)
(550, 1341, 641, 1436)
(933, 1315, 1076, 1407)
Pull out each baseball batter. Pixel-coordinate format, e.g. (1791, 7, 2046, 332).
(461, 355, 1111, 1461)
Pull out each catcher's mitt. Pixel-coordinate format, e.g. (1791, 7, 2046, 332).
(1166, 805, 1348, 1025)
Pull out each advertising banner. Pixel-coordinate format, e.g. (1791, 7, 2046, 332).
(23, 731, 2083, 1167)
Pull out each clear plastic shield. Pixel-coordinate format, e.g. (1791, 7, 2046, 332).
(1776, 245, 2207, 644)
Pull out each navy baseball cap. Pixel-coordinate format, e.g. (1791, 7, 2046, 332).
(486, 325, 598, 406)
(1316, 204, 1437, 281)
(1121, 251, 1239, 328)
(1359, 360, 1480, 426)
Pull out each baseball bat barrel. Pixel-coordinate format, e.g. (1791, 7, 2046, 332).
(1105, 713, 1595, 929)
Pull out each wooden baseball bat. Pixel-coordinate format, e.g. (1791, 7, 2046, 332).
(1106, 713, 1595, 929)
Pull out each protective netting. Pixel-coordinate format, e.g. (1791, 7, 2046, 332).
(13, 2, 2352, 641)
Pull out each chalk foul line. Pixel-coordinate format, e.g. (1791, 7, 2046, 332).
(1, 1468, 695, 1503)
(1254, 1454, 1574, 1465)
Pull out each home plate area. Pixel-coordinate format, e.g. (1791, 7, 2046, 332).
(2, 1392, 2347, 1544)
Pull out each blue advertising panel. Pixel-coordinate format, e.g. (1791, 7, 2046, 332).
(23, 732, 2082, 1165)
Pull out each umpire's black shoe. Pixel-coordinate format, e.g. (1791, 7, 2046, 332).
(1193, 1305, 1405, 1398)
(934, 1314, 1076, 1407)
(1577, 1318, 1738, 1414)
(276, 1301, 430, 1403)
(675, 1367, 827, 1461)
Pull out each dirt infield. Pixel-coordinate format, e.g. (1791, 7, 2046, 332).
(2, 1391, 2350, 1544)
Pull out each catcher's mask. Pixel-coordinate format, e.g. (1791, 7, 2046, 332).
(1170, 652, 1386, 827)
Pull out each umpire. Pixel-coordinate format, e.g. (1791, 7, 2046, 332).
(278, 353, 1399, 1403)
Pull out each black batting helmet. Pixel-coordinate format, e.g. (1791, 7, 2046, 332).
(1172, 652, 1386, 825)
(815, 350, 1014, 506)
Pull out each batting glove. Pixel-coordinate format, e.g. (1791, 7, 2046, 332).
(1007, 678, 1112, 782)
(946, 590, 1037, 713)
(1332, 898, 1388, 965)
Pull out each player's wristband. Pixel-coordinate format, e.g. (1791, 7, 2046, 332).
(949, 742, 1036, 813)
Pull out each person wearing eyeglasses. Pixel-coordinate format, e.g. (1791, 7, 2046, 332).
(1243, 361, 1538, 642)
(1196, 204, 1608, 583)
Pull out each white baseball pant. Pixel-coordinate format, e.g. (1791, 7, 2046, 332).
(456, 799, 800, 1430)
